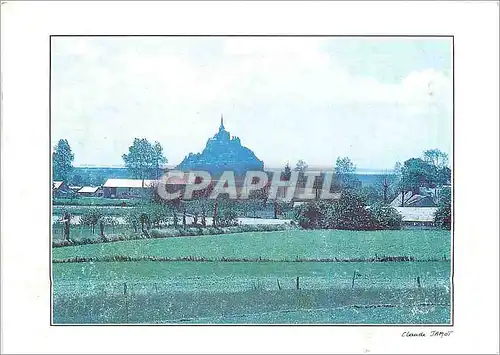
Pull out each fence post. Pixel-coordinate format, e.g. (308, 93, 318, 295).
(124, 282, 129, 323)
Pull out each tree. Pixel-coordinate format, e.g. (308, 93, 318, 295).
(201, 209, 206, 227)
(434, 188, 451, 229)
(371, 170, 400, 204)
(294, 159, 309, 187)
(122, 138, 167, 180)
(52, 139, 74, 181)
(359, 185, 382, 205)
(62, 211, 71, 241)
(153, 141, 167, 179)
(70, 173, 83, 186)
(281, 163, 292, 181)
(423, 149, 451, 187)
(436, 166, 451, 186)
(400, 158, 437, 193)
(393, 161, 402, 175)
(80, 208, 104, 235)
(335, 157, 359, 189)
(423, 149, 449, 169)
(294, 160, 308, 172)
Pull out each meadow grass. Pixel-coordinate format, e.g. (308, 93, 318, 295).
(52, 229, 451, 261)
(52, 286, 451, 324)
(52, 224, 295, 247)
(52, 229, 452, 324)
(52, 260, 450, 289)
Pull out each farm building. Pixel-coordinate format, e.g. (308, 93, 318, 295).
(390, 191, 436, 207)
(395, 207, 438, 228)
(77, 186, 103, 197)
(68, 185, 82, 193)
(102, 179, 157, 198)
(52, 181, 74, 198)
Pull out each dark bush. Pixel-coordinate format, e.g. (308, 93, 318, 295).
(294, 200, 329, 229)
(369, 203, 403, 230)
(434, 188, 451, 230)
(332, 190, 376, 230)
(294, 191, 402, 230)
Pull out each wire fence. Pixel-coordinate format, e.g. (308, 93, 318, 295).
(52, 276, 452, 324)
(52, 222, 132, 241)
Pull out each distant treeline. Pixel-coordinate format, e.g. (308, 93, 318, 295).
(67, 166, 387, 187)
(68, 167, 132, 186)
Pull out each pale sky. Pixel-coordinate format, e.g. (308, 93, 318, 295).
(51, 37, 452, 170)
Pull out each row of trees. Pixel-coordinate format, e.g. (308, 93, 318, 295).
(52, 138, 168, 185)
(58, 200, 240, 242)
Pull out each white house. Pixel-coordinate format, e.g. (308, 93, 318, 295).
(102, 179, 156, 198)
(77, 186, 103, 197)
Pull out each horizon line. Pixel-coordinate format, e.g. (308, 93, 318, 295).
(72, 164, 395, 174)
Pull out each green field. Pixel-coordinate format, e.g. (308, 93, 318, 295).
(53, 260, 450, 292)
(52, 229, 452, 324)
(52, 229, 451, 260)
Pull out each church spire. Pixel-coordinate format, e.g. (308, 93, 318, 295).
(219, 114, 225, 131)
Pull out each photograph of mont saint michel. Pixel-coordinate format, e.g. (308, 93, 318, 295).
(51, 36, 452, 325)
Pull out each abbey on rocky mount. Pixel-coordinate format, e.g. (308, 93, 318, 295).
(176, 115, 264, 177)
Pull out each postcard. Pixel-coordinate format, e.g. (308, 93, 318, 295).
(50, 35, 453, 325)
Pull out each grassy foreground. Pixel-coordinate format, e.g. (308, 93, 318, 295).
(52, 229, 452, 324)
(53, 287, 450, 324)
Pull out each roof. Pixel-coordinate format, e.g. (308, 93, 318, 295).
(53, 181, 64, 189)
(78, 186, 101, 193)
(406, 194, 426, 205)
(395, 207, 438, 222)
(103, 179, 156, 188)
(390, 191, 412, 207)
(390, 191, 436, 207)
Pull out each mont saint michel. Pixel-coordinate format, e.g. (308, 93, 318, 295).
(176, 116, 264, 176)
